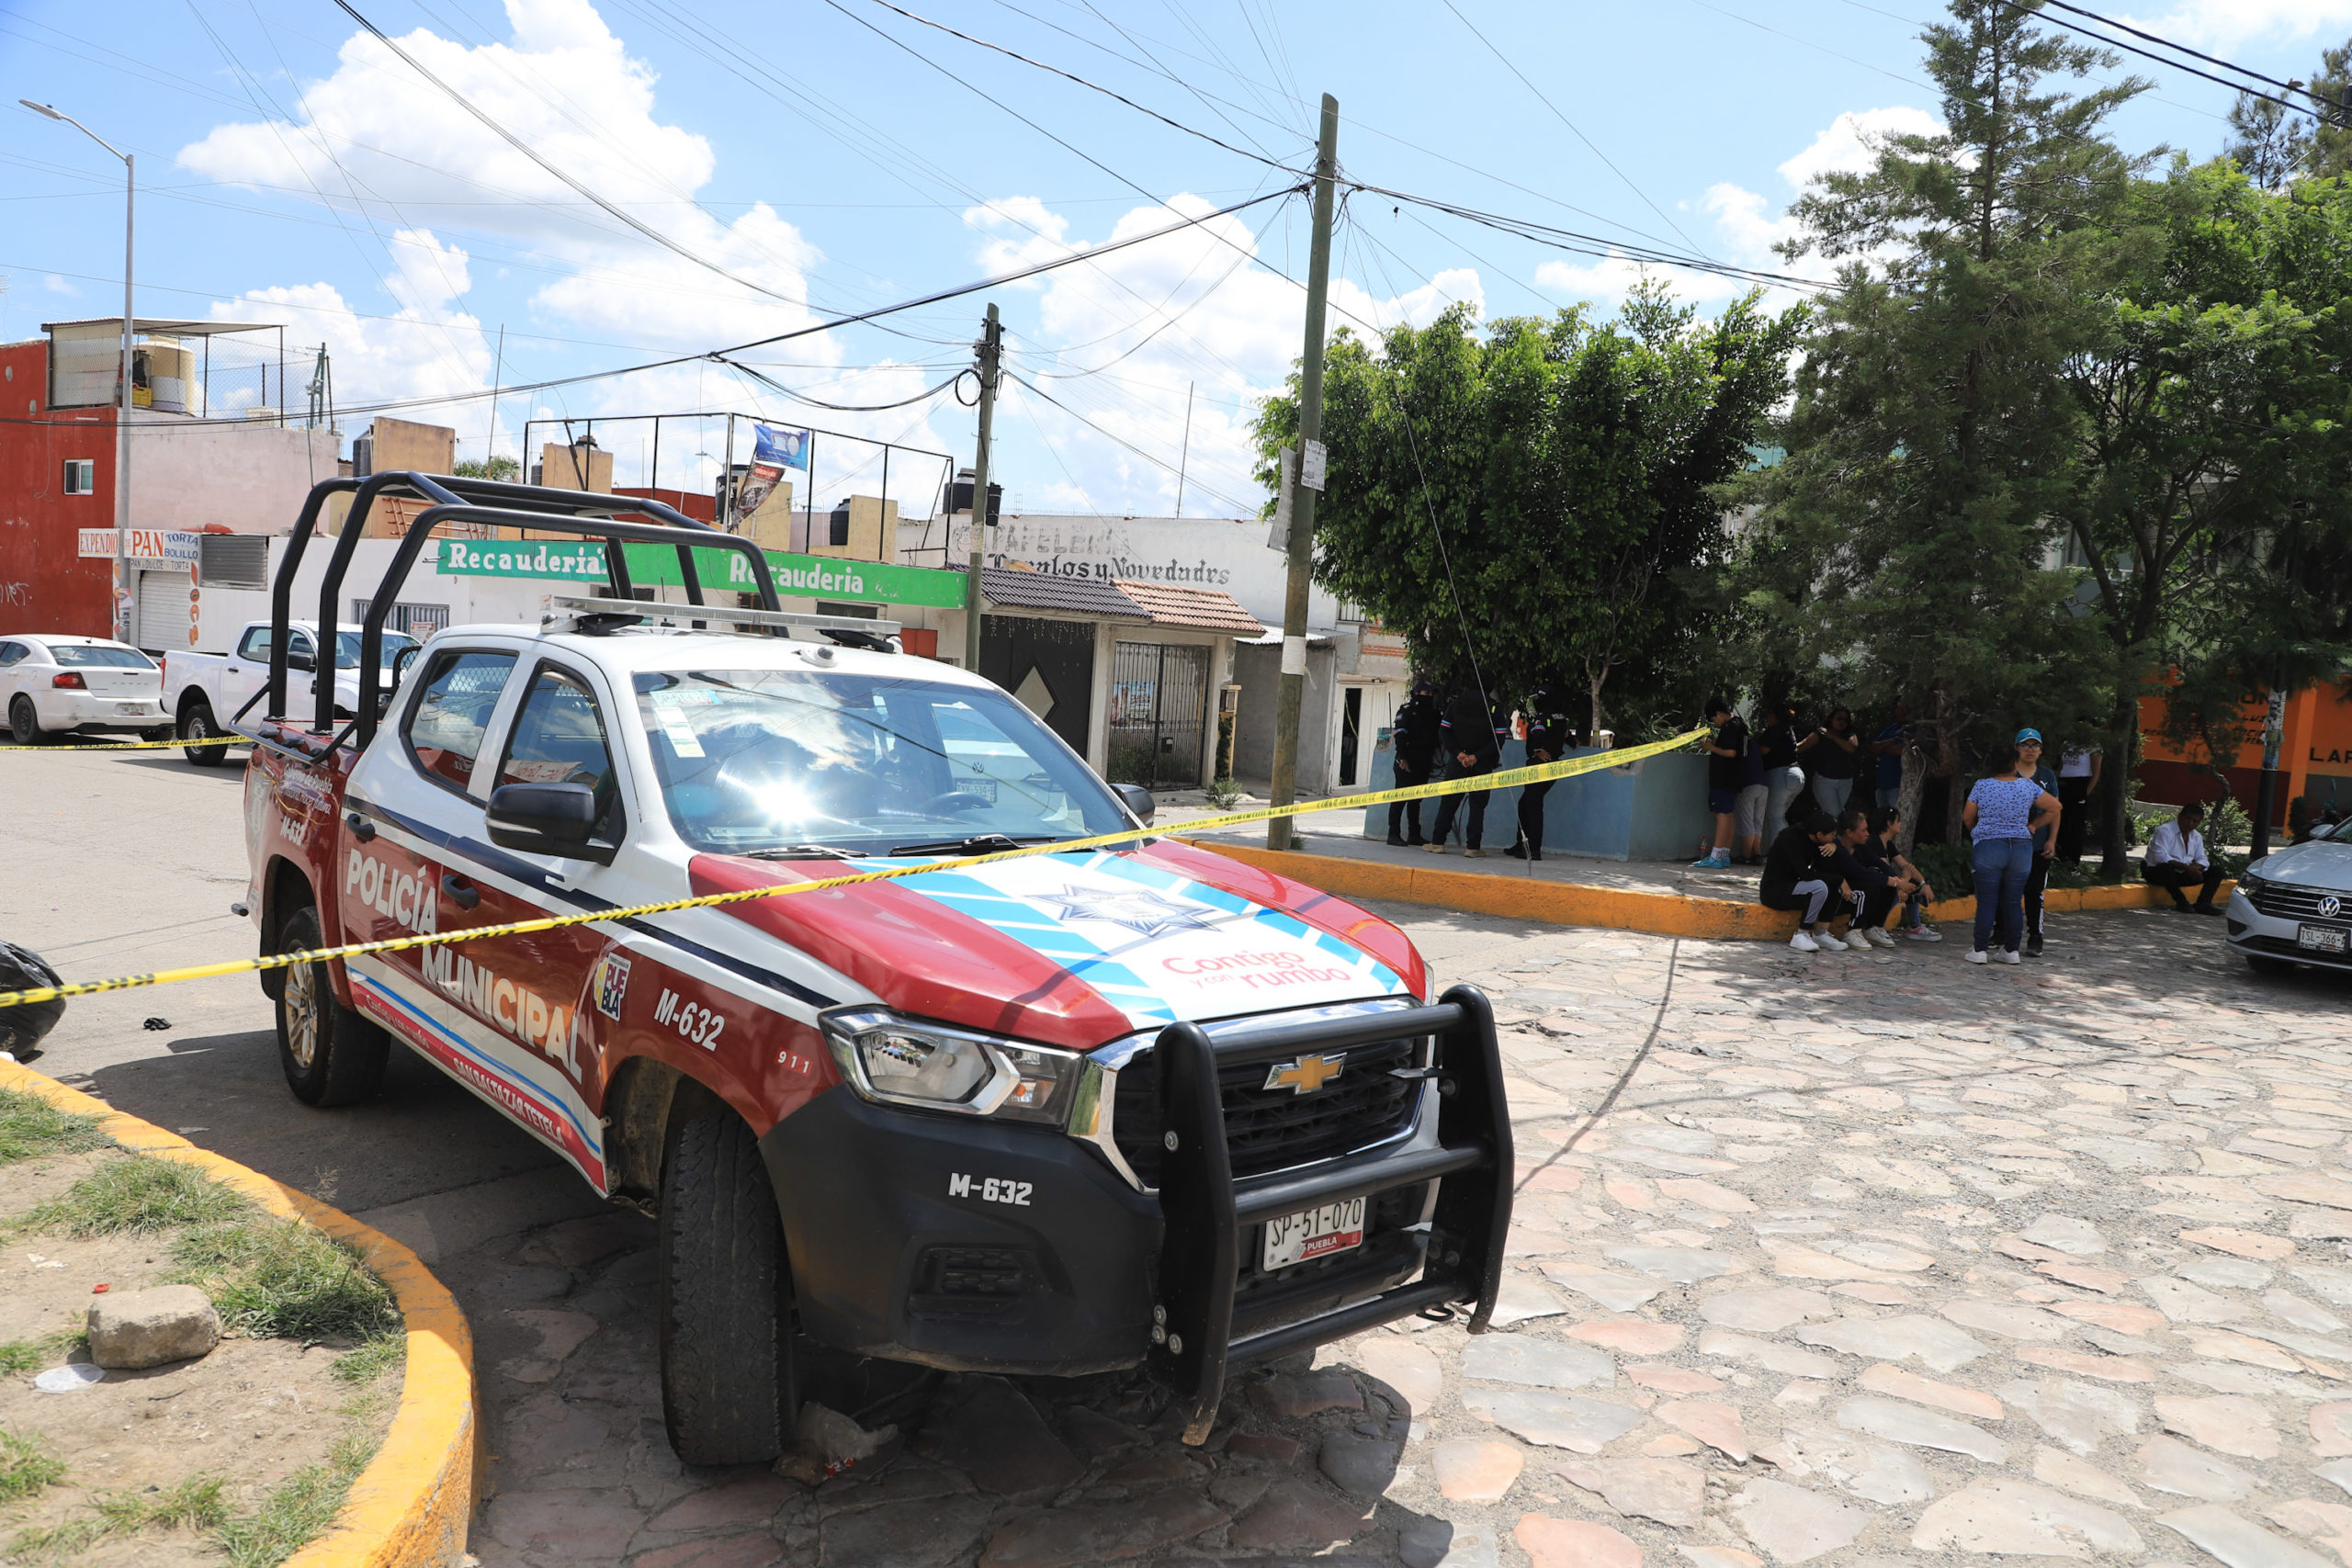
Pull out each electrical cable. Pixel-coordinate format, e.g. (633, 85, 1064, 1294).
(1986, 0, 2326, 121)
(1007, 370, 1255, 514)
(1440, 0, 1715, 261)
(2034, 0, 2314, 100)
(708, 355, 967, 412)
(1028, 194, 1287, 377)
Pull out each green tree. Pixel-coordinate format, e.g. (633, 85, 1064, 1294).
(1736, 0, 2144, 848)
(2224, 40, 2352, 187)
(1253, 281, 1803, 735)
(453, 455, 521, 481)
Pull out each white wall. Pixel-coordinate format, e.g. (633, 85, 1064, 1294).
(130, 415, 341, 536)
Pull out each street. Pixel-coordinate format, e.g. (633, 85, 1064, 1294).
(11, 747, 2352, 1568)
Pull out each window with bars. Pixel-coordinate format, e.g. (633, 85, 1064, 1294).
(351, 599, 452, 638)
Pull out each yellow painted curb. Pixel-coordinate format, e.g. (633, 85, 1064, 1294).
(1176, 838, 2235, 941)
(0, 1060, 476, 1568)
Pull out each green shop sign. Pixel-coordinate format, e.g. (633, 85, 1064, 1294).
(435, 538, 966, 609)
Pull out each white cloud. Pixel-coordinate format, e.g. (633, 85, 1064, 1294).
(2118, 0, 2352, 46)
(42, 274, 75, 296)
(1777, 107, 1943, 189)
(177, 0, 831, 429)
(964, 197, 1074, 282)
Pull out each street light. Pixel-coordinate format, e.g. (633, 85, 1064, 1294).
(21, 99, 135, 649)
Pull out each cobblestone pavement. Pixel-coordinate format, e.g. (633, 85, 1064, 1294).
(450, 902, 2352, 1568)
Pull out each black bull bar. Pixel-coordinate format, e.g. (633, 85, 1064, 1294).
(1151, 985, 1511, 1443)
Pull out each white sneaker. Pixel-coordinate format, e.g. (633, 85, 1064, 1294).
(1905, 926, 1944, 942)
(1844, 930, 1873, 951)
(1998, 948, 2022, 965)
(1865, 927, 1896, 948)
(1789, 930, 1820, 953)
(1965, 948, 1990, 964)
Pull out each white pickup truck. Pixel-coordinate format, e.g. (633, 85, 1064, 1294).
(163, 619, 419, 766)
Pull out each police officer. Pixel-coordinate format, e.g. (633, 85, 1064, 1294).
(1387, 679, 1442, 846)
(1507, 687, 1573, 862)
(1426, 687, 1502, 857)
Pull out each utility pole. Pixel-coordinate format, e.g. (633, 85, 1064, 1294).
(1267, 94, 1339, 852)
(964, 302, 1001, 672)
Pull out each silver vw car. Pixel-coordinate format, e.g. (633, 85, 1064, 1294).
(2228, 829, 2352, 974)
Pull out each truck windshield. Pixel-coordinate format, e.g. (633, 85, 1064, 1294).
(332, 631, 420, 669)
(632, 667, 1132, 856)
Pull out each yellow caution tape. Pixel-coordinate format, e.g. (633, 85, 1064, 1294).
(0, 732, 243, 751)
(0, 727, 1705, 1009)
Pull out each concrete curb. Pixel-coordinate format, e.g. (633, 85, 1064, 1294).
(0, 1060, 476, 1568)
(1176, 837, 2235, 940)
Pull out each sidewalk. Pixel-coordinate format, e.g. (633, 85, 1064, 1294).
(1161, 799, 2217, 941)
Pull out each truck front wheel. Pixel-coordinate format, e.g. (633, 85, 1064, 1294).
(275, 904, 390, 1107)
(181, 699, 230, 768)
(659, 1111, 797, 1464)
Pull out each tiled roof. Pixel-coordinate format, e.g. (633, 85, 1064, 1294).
(953, 564, 1148, 619)
(1113, 580, 1266, 636)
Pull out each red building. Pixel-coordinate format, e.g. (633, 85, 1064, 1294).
(0, 335, 118, 636)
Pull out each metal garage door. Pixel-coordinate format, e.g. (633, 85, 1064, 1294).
(136, 569, 191, 655)
(978, 615, 1094, 759)
(1109, 641, 1208, 788)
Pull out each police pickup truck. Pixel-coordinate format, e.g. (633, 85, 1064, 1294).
(238, 473, 1510, 1461)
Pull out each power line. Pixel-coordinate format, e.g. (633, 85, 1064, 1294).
(1009, 371, 1254, 514)
(2035, 0, 2310, 100)
(1987, 0, 2324, 122)
(1439, 0, 1715, 261)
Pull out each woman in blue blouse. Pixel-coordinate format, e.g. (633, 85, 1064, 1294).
(1962, 741, 2061, 964)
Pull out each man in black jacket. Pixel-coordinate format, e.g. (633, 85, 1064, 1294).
(1426, 688, 1501, 857)
(1758, 814, 1854, 953)
(1507, 688, 1573, 863)
(1387, 680, 1442, 846)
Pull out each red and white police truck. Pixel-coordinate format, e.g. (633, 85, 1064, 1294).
(237, 473, 1509, 1461)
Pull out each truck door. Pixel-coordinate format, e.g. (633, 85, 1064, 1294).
(341, 646, 619, 1189)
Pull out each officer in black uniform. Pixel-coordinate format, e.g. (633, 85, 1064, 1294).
(1387, 680, 1442, 846)
(1507, 688, 1573, 862)
(1426, 687, 1502, 856)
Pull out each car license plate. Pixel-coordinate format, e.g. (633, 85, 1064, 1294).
(1261, 1197, 1366, 1271)
(2299, 925, 2348, 953)
(116, 703, 141, 715)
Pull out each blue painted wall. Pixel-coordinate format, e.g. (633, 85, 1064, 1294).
(1361, 739, 1720, 862)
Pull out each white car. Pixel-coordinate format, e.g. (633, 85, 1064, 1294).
(0, 635, 168, 745)
(2229, 828, 2352, 974)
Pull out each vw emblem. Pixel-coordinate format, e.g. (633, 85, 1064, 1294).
(2323, 896, 2343, 920)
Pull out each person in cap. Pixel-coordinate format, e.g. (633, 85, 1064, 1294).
(2015, 728, 2061, 956)
(1387, 679, 1442, 847)
(1507, 688, 1574, 863)
(1962, 738, 2062, 964)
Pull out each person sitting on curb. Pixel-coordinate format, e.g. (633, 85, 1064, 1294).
(1870, 805, 1943, 942)
(1425, 688, 1500, 859)
(2145, 801, 2226, 915)
(1837, 807, 1921, 950)
(1760, 812, 1859, 954)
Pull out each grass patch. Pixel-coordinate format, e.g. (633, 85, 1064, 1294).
(8, 1474, 228, 1561)
(172, 1220, 399, 1345)
(215, 1430, 376, 1568)
(20, 1153, 250, 1237)
(0, 1089, 107, 1166)
(0, 1340, 41, 1374)
(330, 1332, 404, 1385)
(0, 1428, 65, 1503)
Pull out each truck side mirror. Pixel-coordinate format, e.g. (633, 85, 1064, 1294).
(1114, 783, 1155, 825)
(287, 649, 314, 672)
(486, 782, 612, 863)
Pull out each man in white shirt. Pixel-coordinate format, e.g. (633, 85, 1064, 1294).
(2057, 747, 2099, 862)
(2144, 802, 2225, 915)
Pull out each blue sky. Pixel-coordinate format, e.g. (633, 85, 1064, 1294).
(4, 0, 2345, 519)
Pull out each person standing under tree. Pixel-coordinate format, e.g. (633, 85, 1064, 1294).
(1872, 702, 1912, 811)
(1508, 688, 1572, 863)
(1760, 700, 1805, 837)
(1426, 688, 1500, 858)
(2015, 728, 2061, 957)
(1799, 706, 1862, 818)
(1694, 697, 1748, 870)
(1386, 680, 1442, 847)
(2056, 743, 2099, 863)
(1962, 741, 2061, 965)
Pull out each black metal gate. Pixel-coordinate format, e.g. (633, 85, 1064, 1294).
(1109, 640, 1208, 787)
(979, 615, 1094, 758)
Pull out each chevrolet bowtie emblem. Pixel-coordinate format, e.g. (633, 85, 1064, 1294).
(1264, 1053, 1346, 1094)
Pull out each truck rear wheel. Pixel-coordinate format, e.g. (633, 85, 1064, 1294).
(659, 1110, 797, 1464)
(275, 904, 390, 1107)
(181, 699, 230, 768)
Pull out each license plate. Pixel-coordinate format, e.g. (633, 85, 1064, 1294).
(1261, 1197, 1366, 1271)
(116, 703, 142, 715)
(2300, 925, 2348, 953)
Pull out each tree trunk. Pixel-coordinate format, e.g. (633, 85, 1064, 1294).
(1895, 739, 1928, 859)
(1586, 665, 1608, 744)
(2097, 687, 2138, 882)
(1934, 684, 1968, 846)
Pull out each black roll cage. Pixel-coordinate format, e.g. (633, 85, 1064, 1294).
(265, 472, 781, 748)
